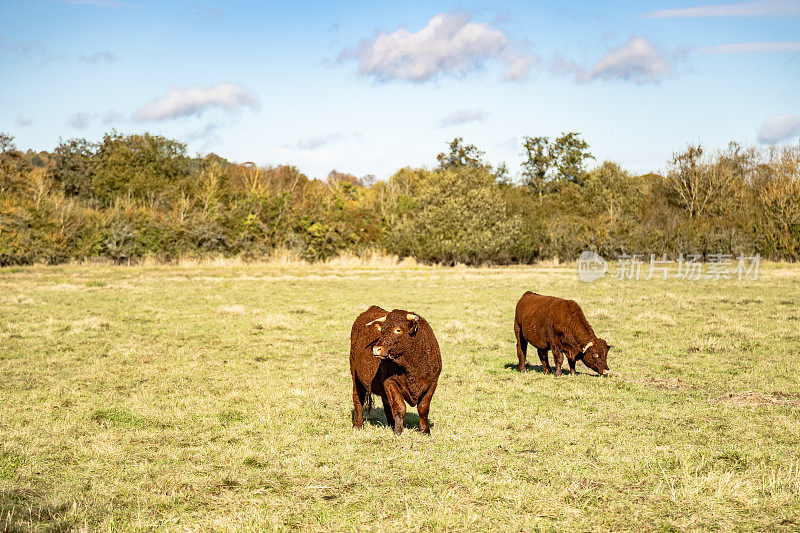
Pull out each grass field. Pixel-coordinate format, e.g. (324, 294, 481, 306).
(1, 261, 799, 531)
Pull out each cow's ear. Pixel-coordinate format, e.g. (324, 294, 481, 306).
(407, 313, 419, 336)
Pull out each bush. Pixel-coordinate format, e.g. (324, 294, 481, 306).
(386, 166, 522, 265)
(0, 130, 797, 265)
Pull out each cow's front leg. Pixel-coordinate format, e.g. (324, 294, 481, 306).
(568, 357, 576, 375)
(380, 393, 394, 430)
(537, 348, 551, 374)
(416, 379, 438, 435)
(352, 379, 367, 428)
(384, 379, 406, 435)
(553, 348, 564, 377)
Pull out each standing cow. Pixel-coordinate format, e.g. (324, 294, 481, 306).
(514, 291, 611, 376)
(350, 306, 441, 434)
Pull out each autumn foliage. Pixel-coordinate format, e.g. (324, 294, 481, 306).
(1, 132, 798, 265)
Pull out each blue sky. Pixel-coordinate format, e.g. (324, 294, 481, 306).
(1, 0, 798, 179)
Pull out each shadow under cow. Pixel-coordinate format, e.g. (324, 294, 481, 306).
(503, 362, 598, 376)
(353, 407, 430, 431)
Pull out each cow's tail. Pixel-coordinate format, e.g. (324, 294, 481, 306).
(364, 392, 374, 417)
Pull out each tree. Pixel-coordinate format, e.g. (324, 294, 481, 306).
(520, 136, 551, 193)
(387, 166, 522, 264)
(521, 132, 594, 193)
(753, 145, 800, 258)
(29, 152, 45, 168)
(92, 132, 190, 205)
(0, 132, 33, 194)
(493, 162, 511, 184)
(662, 144, 737, 219)
(327, 169, 362, 187)
(0, 132, 15, 154)
(327, 169, 362, 200)
(554, 132, 593, 185)
(436, 138, 489, 172)
(48, 138, 96, 198)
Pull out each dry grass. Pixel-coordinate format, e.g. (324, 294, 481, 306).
(0, 262, 799, 531)
(712, 391, 800, 406)
(216, 304, 247, 315)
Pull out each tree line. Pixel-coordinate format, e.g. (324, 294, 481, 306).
(1, 130, 798, 266)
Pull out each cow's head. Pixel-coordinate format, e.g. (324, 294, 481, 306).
(581, 338, 611, 376)
(365, 309, 420, 363)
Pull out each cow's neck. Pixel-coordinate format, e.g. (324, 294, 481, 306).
(572, 332, 597, 352)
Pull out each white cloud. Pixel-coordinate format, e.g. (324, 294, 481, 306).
(584, 36, 672, 84)
(340, 12, 537, 82)
(697, 41, 800, 53)
(642, 0, 800, 18)
(15, 116, 33, 127)
(286, 133, 364, 151)
(438, 108, 490, 128)
(65, 110, 122, 128)
(132, 82, 259, 122)
(757, 113, 800, 143)
(80, 50, 117, 64)
(0, 36, 63, 64)
(293, 134, 345, 150)
(186, 121, 227, 149)
(66, 112, 93, 129)
(102, 111, 123, 123)
(502, 55, 538, 81)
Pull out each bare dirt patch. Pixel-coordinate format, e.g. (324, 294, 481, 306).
(636, 377, 698, 390)
(712, 391, 800, 406)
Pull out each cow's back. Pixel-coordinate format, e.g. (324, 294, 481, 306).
(515, 292, 558, 345)
(515, 292, 594, 349)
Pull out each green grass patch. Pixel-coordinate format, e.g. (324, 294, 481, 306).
(0, 451, 22, 480)
(1, 262, 799, 531)
(217, 410, 246, 425)
(90, 407, 167, 429)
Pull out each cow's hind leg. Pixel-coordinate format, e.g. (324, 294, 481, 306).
(537, 348, 551, 374)
(515, 322, 528, 372)
(352, 379, 368, 428)
(416, 379, 438, 435)
(553, 347, 565, 377)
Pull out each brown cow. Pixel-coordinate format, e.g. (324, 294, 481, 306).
(350, 306, 441, 434)
(514, 292, 611, 376)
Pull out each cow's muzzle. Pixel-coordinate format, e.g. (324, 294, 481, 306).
(372, 345, 397, 360)
(372, 345, 388, 359)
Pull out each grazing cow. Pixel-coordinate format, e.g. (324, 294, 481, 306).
(350, 306, 441, 434)
(514, 292, 611, 376)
